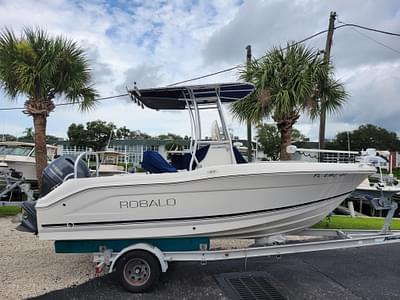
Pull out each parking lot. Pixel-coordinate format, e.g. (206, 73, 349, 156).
(33, 242, 400, 299)
(2, 216, 400, 300)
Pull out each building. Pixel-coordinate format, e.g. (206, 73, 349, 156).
(56, 137, 266, 167)
(56, 139, 170, 167)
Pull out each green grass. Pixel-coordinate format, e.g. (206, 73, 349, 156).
(313, 215, 400, 230)
(392, 168, 400, 179)
(0, 206, 21, 216)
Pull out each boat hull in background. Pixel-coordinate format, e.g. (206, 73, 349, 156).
(0, 159, 37, 189)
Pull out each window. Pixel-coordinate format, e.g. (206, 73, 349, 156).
(0, 145, 34, 156)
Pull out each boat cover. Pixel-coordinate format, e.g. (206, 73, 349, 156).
(142, 151, 177, 173)
(170, 145, 210, 170)
(130, 82, 255, 110)
(233, 147, 247, 164)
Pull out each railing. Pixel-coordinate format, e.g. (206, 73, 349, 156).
(63, 151, 99, 182)
(75, 151, 99, 178)
(286, 145, 359, 163)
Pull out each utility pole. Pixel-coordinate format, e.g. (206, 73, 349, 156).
(319, 11, 336, 154)
(246, 45, 253, 162)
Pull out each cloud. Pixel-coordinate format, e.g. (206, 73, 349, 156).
(85, 46, 113, 86)
(332, 61, 400, 133)
(202, 0, 400, 140)
(202, 0, 400, 68)
(116, 64, 164, 93)
(0, 0, 399, 142)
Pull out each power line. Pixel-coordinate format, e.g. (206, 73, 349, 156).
(347, 26, 400, 55)
(1, 21, 399, 110)
(55, 93, 128, 106)
(336, 19, 400, 55)
(0, 93, 128, 111)
(166, 65, 241, 86)
(167, 28, 330, 86)
(168, 22, 400, 87)
(335, 22, 400, 37)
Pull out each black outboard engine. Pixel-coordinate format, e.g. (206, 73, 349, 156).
(41, 155, 91, 197)
(18, 155, 91, 233)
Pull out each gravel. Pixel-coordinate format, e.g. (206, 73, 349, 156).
(0, 215, 255, 299)
(0, 216, 94, 300)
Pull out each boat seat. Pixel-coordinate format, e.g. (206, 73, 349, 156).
(233, 146, 247, 164)
(142, 151, 177, 174)
(170, 145, 210, 170)
(170, 145, 246, 170)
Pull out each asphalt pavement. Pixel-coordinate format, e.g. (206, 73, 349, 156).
(30, 243, 400, 300)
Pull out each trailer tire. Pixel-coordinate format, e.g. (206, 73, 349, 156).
(115, 250, 161, 293)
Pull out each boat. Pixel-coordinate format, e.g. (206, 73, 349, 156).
(20, 82, 375, 242)
(287, 145, 400, 216)
(350, 149, 400, 203)
(0, 141, 57, 189)
(96, 149, 127, 176)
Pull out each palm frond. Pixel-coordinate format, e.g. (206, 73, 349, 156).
(0, 27, 98, 110)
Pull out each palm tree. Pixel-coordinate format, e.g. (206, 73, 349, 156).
(23, 127, 34, 140)
(0, 28, 98, 188)
(232, 43, 347, 160)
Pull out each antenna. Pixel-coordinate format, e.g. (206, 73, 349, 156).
(106, 129, 113, 150)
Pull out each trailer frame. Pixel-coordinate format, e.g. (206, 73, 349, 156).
(89, 228, 400, 292)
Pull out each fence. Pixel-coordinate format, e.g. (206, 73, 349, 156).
(59, 144, 162, 167)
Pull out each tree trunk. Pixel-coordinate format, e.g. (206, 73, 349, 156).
(275, 112, 299, 161)
(278, 125, 292, 160)
(32, 114, 48, 191)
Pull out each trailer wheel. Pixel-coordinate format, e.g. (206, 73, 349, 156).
(115, 250, 161, 293)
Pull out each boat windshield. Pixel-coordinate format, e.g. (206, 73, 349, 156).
(102, 155, 118, 165)
(0, 145, 34, 156)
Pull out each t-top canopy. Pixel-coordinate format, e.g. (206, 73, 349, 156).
(129, 82, 255, 110)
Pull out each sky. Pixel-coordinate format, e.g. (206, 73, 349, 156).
(0, 0, 399, 141)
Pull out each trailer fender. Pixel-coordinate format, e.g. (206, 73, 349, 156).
(110, 243, 168, 273)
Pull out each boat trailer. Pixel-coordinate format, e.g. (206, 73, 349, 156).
(52, 150, 400, 292)
(0, 170, 35, 206)
(88, 227, 400, 293)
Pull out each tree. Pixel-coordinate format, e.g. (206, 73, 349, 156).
(67, 123, 88, 147)
(256, 123, 307, 160)
(256, 123, 280, 160)
(291, 128, 307, 143)
(232, 43, 347, 160)
(158, 133, 183, 140)
(86, 120, 116, 150)
(129, 130, 151, 140)
(116, 126, 131, 140)
(18, 127, 35, 142)
(0, 134, 17, 141)
(67, 120, 116, 151)
(23, 127, 34, 140)
(19, 129, 60, 144)
(332, 124, 400, 151)
(0, 28, 98, 188)
(45, 134, 60, 145)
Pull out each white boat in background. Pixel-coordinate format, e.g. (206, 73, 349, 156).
(288, 145, 400, 215)
(0, 141, 57, 188)
(351, 149, 400, 201)
(20, 82, 375, 243)
(96, 150, 127, 176)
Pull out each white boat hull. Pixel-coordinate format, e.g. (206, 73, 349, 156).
(0, 158, 37, 189)
(36, 162, 374, 240)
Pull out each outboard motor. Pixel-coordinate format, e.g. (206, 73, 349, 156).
(41, 155, 91, 197)
(18, 155, 91, 233)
